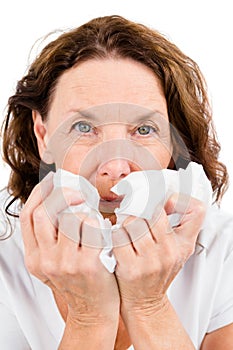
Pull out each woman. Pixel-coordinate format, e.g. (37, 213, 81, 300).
(0, 15, 232, 349)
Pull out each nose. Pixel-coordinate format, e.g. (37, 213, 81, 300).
(98, 159, 131, 180)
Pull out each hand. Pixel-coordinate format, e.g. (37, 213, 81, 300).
(112, 194, 206, 317)
(20, 173, 120, 325)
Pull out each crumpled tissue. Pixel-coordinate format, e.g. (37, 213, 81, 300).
(53, 162, 213, 272)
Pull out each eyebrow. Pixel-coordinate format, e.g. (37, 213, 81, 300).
(65, 109, 100, 121)
(132, 110, 167, 123)
(65, 108, 167, 123)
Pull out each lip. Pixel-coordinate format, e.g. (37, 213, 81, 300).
(99, 195, 124, 213)
(100, 194, 124, 202)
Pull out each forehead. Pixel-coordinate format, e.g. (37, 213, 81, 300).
(48, 58, 168, 124)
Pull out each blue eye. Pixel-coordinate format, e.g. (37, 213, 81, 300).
(74, 121, 92, 133)
(137, 125, 156, 135)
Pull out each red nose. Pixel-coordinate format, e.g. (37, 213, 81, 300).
(97, 159, 131, 180)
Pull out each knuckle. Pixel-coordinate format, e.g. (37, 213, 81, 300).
(123, 215, 140, 228)
(78, 261, 98, 278)
(54, 187, 83, 206)
(194, 202, 206, 218)
(59, 212, 80, 236)
(81, 217, 103, 247)
(32, 206, 46, 223)
(83, 216, 100, 229)
(58, 254, 80, 275)
(188, 197, 206, 215)
(58, 262, 75, 276)
(40, 258, 57, 277)
(123, 217, 148, 241)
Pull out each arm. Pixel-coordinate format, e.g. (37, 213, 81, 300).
(59, 315, 118, 350)
(122, 297, 195, 350)
(200, 323, 233, 350)
(20, 174, 119, 349)
(113, 194, 205, 349)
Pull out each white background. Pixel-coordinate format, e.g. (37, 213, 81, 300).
(0, 0, 232, 214)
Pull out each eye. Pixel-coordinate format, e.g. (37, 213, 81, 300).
(73, 121, 92, 133)
(137, 125, 157, 135)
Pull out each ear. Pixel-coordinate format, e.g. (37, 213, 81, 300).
(32, 111, 54, 164)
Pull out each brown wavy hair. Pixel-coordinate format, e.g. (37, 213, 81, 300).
(1, 15, 228, 216)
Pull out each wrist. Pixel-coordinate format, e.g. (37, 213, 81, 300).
(60, 314, 119, 350)
(120, 297, 195, 349)
(121, 294, 169, 322)
(67, 307, 119, 328)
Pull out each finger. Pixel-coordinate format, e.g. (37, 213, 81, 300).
(147, 207, 174, 241)
(43, 187, 84, 228)
(164, 192, 207, 218)
(165, 194, 206, 238)
(33, 202, 58, 247)
(123, 216, 150, 241)
(50, 212, 90, 274)
(113, 242, 136, 268)
(20, 172, 54, 252)
(112, 225, 131, 248)
(112, 224, 137, 265)
(33, 187, 84, 248)
(81, 216, 105, 249)
(122, 216, 155, 255)
(58, 211, 103, 248)
(56, 213, 82, 260)
(58, 211, 82, 245)
(58, 211, 105, 249)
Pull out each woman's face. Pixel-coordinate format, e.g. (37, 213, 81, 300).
(33, 58, 172, 217)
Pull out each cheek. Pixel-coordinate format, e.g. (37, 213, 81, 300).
(60, 150, 84, 174)
(145, 143, 172, 169)
(59, 144, 100, 180)
(45, 128, 95, 174)
(60, 146, 88, 174)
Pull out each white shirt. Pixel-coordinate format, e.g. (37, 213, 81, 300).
(0, 189, 233, 349)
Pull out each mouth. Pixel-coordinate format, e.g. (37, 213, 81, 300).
(99, 195, 124, 213)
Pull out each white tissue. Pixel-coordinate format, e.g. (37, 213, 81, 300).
(53, 162, 212, 272)
(53, 169, 116, 272)
(111, 162, 213, 227)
